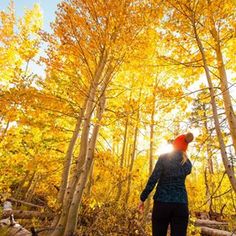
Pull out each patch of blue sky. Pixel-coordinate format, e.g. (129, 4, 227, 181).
(0, 0, 61, 79)
(0, 0, 61, 32)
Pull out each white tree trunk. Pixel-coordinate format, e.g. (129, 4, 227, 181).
(144, 78, 156, 223)
(57, 97, 88, 204)
(125, 88, 142, 203)
(192, 18, 236, 192)
(207, 0, 236, 156)
(63, 81, 107, 236)
(51, 99, 88, 228)
(50, 52, 107, 236)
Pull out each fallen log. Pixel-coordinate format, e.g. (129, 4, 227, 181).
(195, 219, 228, 230)
(7, 198, 44, 209)
(1, 210, 53, 220)
(201, 226, 236, 236)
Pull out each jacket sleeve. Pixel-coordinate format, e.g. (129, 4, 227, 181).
(140, 157, 163, 202)
(182, 159, 192, 175)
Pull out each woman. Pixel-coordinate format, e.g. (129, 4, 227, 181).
(139, 132, 194, 236)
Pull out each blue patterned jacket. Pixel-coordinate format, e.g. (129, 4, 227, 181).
(140, 151, 192, 204)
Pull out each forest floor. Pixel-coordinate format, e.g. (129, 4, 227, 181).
(1, 200, 235, 236)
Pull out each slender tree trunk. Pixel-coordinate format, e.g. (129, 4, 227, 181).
(144, 78, 157, 223)
(144, 107, 155, 222)
(63, 81, 107, 236)
(125, 128, 138, 204)
(51, 86, 97, 236)
(201, 101, 215, 211)
(125, 88, 142, 203)
(126, 143, 132, 168)
(192, 18, 236, 192)
(116, 118, 129, 201)
(86, 161, 94, 196)
(149, 101, 155, 177)
(24, 171, 36, 200)
(208, 0, 236, 155)
(57, 98, 88, 204)
(203, 103, 214, 174)
(25, 174, 39, 202)
(52, 97, 88, 228)
(116, 78, 136, 202)
(203, 103, 214, 211)
(51, 52, 107, 236)
(204, 167, 211, 210)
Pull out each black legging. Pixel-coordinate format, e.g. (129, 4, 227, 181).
(152, 201, 189, 236)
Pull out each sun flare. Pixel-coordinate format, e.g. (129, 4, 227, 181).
(156, 143, 174, 156)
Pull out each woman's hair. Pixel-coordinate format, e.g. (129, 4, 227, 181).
(181, 152, 188, 165)
(185, 132, 194, 143)
(182, 132, 194, 164)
